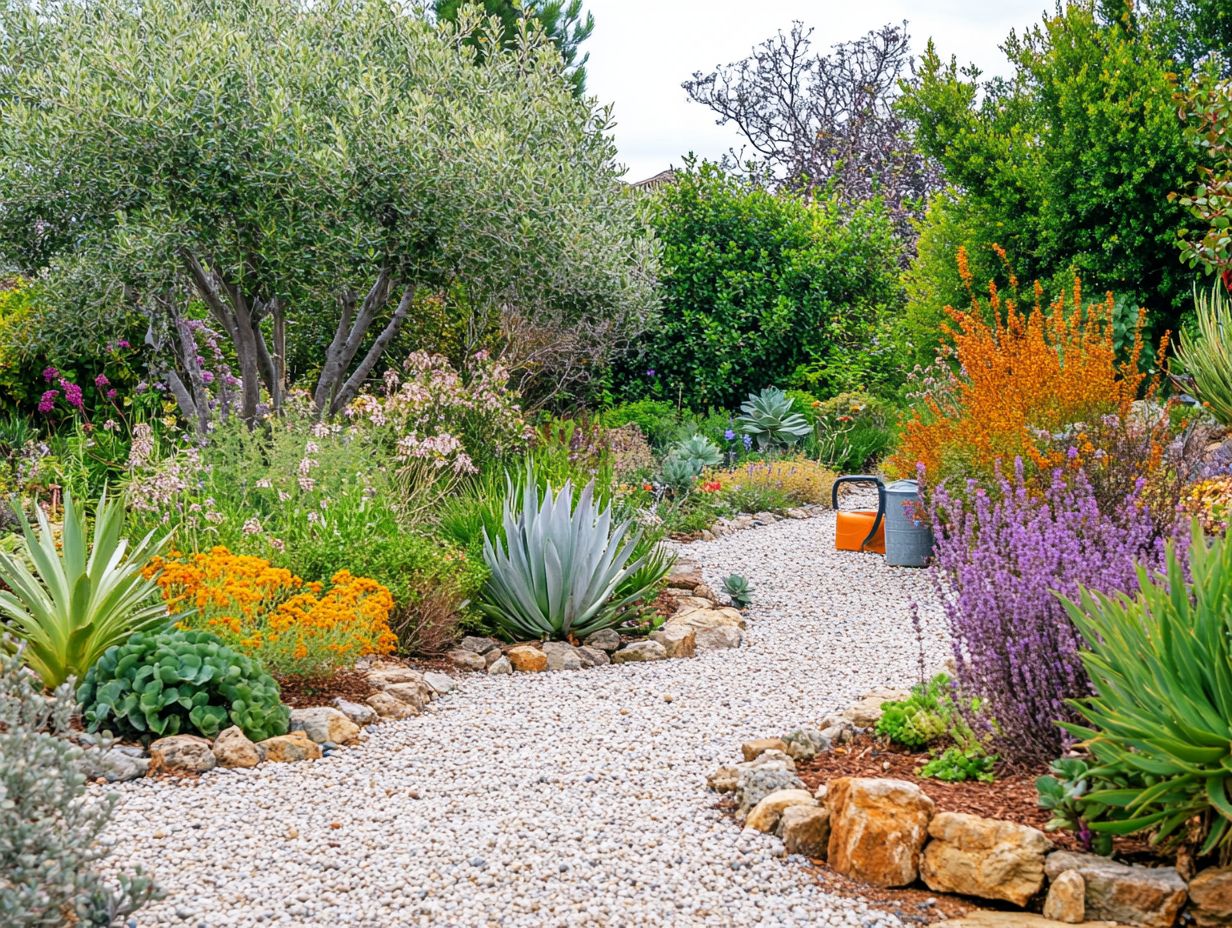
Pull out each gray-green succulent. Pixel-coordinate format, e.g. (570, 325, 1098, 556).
(479, 476, 668, 640)
(737, 387, 813, 450)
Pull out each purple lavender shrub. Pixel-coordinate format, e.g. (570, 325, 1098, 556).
(929, 462, 1172, 764)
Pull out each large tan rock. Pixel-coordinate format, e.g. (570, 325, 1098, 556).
(382, 681, 433, 710)
(507, 645, 548, 672)
(841, 687, 910, 728)
(778, 804, 830, 858)
(650, 625, 696, 658)
(366, 665, 426, 687)
(366, 691, 419, 719)
(937, 914, 1119, 928)
(694, 627, 743, 651)
(666, 561, 703, 590)
(825, 777, 935, 887)
(611, 641, 668, 664)
(666, 606, 746, 631)
(1045, 851, 1187, 928)
(744, 789, 817, 832)
(289, 707, 361, 746)
(1045, 869, 1087, 924)
(212, 726, 262, 768)
(148, 734, 216, 776)
(258, 730, 322, 763)
(1190, 867, 1232, 927)
(920, 811, 1053, 906)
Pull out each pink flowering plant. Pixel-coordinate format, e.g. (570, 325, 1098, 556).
(345, 351, 528, 475)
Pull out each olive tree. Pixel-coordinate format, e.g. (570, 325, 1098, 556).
(0, 0, 655, 426)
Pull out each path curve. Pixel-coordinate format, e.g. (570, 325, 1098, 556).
(102, 510, 950, 928)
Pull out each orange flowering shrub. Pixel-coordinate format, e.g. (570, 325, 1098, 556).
(889, 248, 1162, 484)
(144, 548, 396, 678)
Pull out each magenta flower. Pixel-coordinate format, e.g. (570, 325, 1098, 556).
(42, 366, 58, 382)
(116, 339, 130, 349)
(59, 378, 83, 409)
(94, 373, 110, 388)
(37, 390, 58, 414)
(106, 388, 117, 399)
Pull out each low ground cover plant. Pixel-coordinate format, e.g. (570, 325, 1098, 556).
(78, 629, 290, 743)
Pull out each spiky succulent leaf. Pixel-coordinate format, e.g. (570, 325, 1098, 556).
(736, 387, 813, 450)
(479, 473, 670, 639)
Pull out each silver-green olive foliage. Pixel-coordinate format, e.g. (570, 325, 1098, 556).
(0, 0, 656, 425)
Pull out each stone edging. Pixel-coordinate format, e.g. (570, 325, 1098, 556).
(708, 692, 1219, 928)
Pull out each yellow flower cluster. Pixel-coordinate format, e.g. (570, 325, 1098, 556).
(705, 458, 836, 505)
(1180, 477, 1232, 537)
(145, 547, 396, 678)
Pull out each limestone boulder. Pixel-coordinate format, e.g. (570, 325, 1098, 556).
(577, 646, 610, 667)
(460, 635, 500, 654)
(744, 789, 817, 833)
(148, 735, 216, 776)
(541, 641, 584, 671)
(667, 560, 703, 589)
(583, 629, 621, 653)
(920, 812, 1053, 906)
(611, 641, 668, 664)
(258, 730, 322, 763)
(825, 777, 935, 887)
(937, 914, 1119, 928)
(741, 738, 788, 762)
(650, 625, 696, 659)
(1045, 851, 1187, 928)
(290, 707, 361, 746)
(507, 645, 548, 672)
(666, 606, 746, 631)
(212, 726, 263, 768)
(382, 681, 433, 710)
(366, 691, 419, 720)
(694, 627, 742, 651)
(365, 665, 426, 688)
(77, 746, 149, 782)
(841, 688, 910, 728)
(422, 672, 454, 695)
(487, 656, 512, 675)
(778, 805, 831, 858)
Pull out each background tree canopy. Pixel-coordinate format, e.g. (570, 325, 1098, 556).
(614, 162, 902, 411)
(897, 0, 1200, 361)
(0, 0, 650, 425)
(433, 0, 595, 95)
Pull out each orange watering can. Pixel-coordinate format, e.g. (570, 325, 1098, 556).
(831, 475, 886, 555)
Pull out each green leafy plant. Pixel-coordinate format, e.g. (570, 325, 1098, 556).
(1, 646, 158, 927)
(0, 488, 169, 688)
(479, 473, 669, 640)
(600, 400, 683, 449)
(1173, 285, 1232, 427)
(876, 674, 954, 749)
(722, 574, 753, 608)
(78, 629, 290, 743)
(737, 387, 813, 451)
(919, 746, 997, 783)
(1060, 523, 1232, 857)
(659, 453, 703, 495)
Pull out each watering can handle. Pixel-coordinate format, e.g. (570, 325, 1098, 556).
(831, 475, 886, 552)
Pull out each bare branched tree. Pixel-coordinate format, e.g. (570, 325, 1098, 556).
(683, 21, 942, 244)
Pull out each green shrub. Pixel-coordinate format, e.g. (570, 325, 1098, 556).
(919, 746, 997, 783)
(876, 674, 955, 749)
(600, 400, 683, 450)
(0, 488, 169, 688)
(0, 648, 157, 927)
(617, 161, 903, 410)
(78, 630, 289, 743)
(813, 391, 899, 473)
(1036, 757, 1120, 856)
(479, 473, 670, 640)
(660, 492, 729, 536)
(1059, 523, 1232, 856)
(721, 480, 793, 515)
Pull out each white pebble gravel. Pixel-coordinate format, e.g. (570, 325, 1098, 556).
(99, 511, 950, 927)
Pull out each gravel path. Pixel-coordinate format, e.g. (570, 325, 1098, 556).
(101, 511, 950, 928)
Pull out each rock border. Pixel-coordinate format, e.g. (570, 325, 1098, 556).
(708, 691, 1216, 928)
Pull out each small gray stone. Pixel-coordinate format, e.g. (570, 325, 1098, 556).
(583, 628, 621, 653)
(577, 646, 610, 667)
(460, 636, 500, 655)
(447, 649, 487, 671)
(542, 641, 584, 671)
(782, 727, 831, 761)
(332, 697, 378, 727)
(487, 655, 512, 675)
(78, 746, 149, 782)
(149, 735, 216, 776)
(736, 766, 805, 816)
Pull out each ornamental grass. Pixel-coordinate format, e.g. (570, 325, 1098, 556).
(890, 251, 1163, 485)
(144, 548, 396, 678)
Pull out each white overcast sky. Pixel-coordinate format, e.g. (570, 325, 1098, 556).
(583, 0, 1050, 182)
